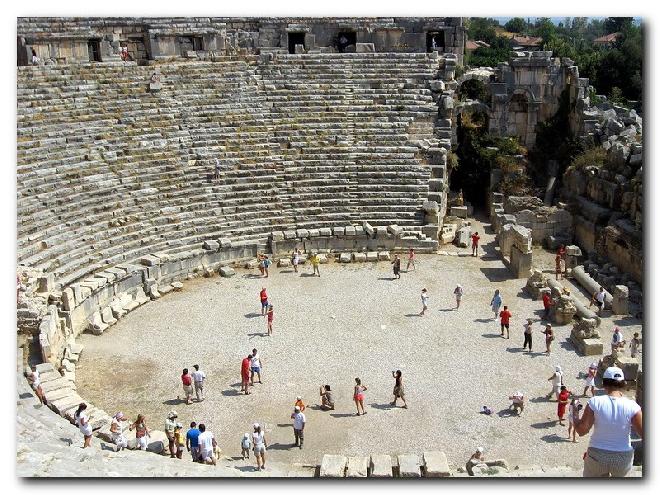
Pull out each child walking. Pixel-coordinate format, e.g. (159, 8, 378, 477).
(419, 288, 429, 316)
(241, 433, 251, 459)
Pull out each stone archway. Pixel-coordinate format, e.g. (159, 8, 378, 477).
(505, 89, 537, 147)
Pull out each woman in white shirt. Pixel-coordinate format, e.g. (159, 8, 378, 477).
(74, 403, 93, 448)
(575, 366, 643, 477)
(252, 423, 267, 471)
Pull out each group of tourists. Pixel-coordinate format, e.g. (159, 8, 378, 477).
(180, 365, 207, 404)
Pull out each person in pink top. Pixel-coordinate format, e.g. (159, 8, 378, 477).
(406, 248, 416, 271)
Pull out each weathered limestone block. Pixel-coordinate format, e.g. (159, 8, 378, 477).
(110, 297, 127, 319)
(220, 266, 236, 278)
(387, 224, 403, 237)
(149, 285, 161, 299)
(525, 269, 549, 299)
(617, 356, 640, 381)
(319, 227, 332, 237)
(398, 453, 421, 477)
(244, 259, 259, 269)
(355, 42, 375, 53)
(346, 456, 369, 477)
(552, 295, 577, 325)
(378, 251, 391, 261)
(450, 206, 468, 218)
(296, 229, 309, 239)
(309, 229, 320, 238)
(363, 222, 375, 238)
(582, 338, 604, 356)
(455, 227, 471, 248)
(339, 253, 352, 263)
(101, 306, 117, 326)
(278, 258, 291, 268)
(320, 454, 347, 477)
(37, 274, 55, 293)
(317, 254, 329, 264)
(333, 227, 345, 236)
(88, 311, 108, 336)
(283, 230, 297, 240)
(370, 454, 393, 477)
(345, 226, 356, 236)
(423, 451, 451, 477)
(171, 282, 183, 291)
(61, 288, 76, 311)
(61, 359, 75, 373)
(612, 285, 629, 315)
(366, 252, 378, 262)
(570, 318, 603, 355)
(353, 252, 367, 262)
(202, 240, 219, 251)
(510, 245, 533, 279)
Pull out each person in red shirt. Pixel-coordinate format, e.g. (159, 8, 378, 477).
(499, 305, 512, 339)
(241, 354, 252, 395)
(471, 232, 480, 257)
(181, 368, 193, 404)
(542, 291, 553, 320)
(266, 304, 274, 336)
(260, 287, 268, 316)
(557, 386, 571, 425)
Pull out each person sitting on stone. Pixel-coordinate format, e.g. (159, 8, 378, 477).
(319, 385, 335, 410)
(508, 392, 525, 415)
(611, 327, 625, 354)
(466, 447, 487, 475)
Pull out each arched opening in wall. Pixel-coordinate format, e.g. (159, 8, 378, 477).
(288, 32, 306, 54)
(507, 92, 530, 144)
(451, 110, 491, 209)
(458, 79, 491, 103)
(337, 32, 356, 53)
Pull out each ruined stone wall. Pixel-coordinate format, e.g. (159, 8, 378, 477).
(18, 17, 465, 64)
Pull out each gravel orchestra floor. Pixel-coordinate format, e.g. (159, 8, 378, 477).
(76, 240, 642, 469)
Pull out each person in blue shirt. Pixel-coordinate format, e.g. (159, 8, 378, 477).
(186, 422, 201, 462)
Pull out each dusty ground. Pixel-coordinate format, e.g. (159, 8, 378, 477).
(76, 218, 642, 470)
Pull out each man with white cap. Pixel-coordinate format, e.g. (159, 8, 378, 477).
(110, 412, 128, 451)
(547, 365, 563, 401)
(165, 411, 178, 458)
(291, 405, 306, 449)
(574, 366, 643, 477)
(583, 362, 598, 397)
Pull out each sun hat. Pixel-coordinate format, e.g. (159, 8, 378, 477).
(168, 410, 178, 419)
(589, 362, 598, 369)
(253, 423, 260, 429)
(244, 433, 250, 439)
(294, 405, 301, 412)
(477, 447, 484, 453)
(555, 365, 562, 372)
(175, 423, 182, 429)
(296, 396, 302, 400)
(603, 366, 625, 381)
(113, 412, 125, 420)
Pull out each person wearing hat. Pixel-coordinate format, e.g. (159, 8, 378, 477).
(466, 447, 487, 476)
(523, 319, 533, 352)
(453, 284, 464, 309)
(252, 423, 267, 470)
(583, 363, 598, 397)
(291, 405, 306, 449)
(611, 327, 625, 353)
(574, 366, 643, 477)
(508, 392, 524, 415)
(165, 411, 178, 458)
(110, 412, 128, 452)
(241, 432, 252, 459)
(547, 365, 563, 401)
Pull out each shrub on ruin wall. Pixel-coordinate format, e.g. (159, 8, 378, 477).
(566, 146, 607, 172)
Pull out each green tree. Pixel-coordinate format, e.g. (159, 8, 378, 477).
(604, 17, 634, 34)
(504, 17, 526, 33)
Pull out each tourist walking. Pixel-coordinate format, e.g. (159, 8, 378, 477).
(523, 318, 533, 352)
(197, 423, 217, 465)
(214, 158, 221, 180)
(186, 421, 201, 462)
(129, 414, 150, 451)
(568, 398, 582, 442)
(292, 249, 301, 273)
(258, 254, 265, 277)
(453, 284, 463, 309)
(557, 385, 571, 425)
(499, 305, 511, 338)
(110, 412, 128, 451)
(391, 370, 408, 409)
(557, 244, 567, 274)
(406, 248, 416, 271)
(165, 410, 178, 458)
(241, 354, 252, 395)
(260, 287, 268, 316)
(419, 288, 429, 316)
(252, 423, 267, 471)
(266, 304, 274, 336)
(629, 333, 640, 358)
(575, 366, 643, 477)
(192, 364, 206, 402)
(319, 385, 335, 410)
(291, 405, 306, 449)
(590, 287, 606, 315)
(309, 252, 321, 276)
(555, 254, 564, 280)
(611, 327, 624, 353)
(490, 289, 502, 319)
(174, 423, 185, 459)
(26, 366, 46, 405)
(547, 365, 564, 401)
(294, 395, 306, 412)
(251, 348, 263, 384)
(508, 392, 524, 415)
(241, 432, 251, 459)
(583, 362, 598, 397)
(181, 368, 193, 404)
(74, 403, 93, 449)
(542, 291, 553, 320)
(263, 256, 272, 278)
(392, 255, 401, 279)
(353, 378, 368, 416)
(471, 231, 480, 257)
(541, 324, 554, 354)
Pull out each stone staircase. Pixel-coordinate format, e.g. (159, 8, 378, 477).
(17, 54, 444, 288)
